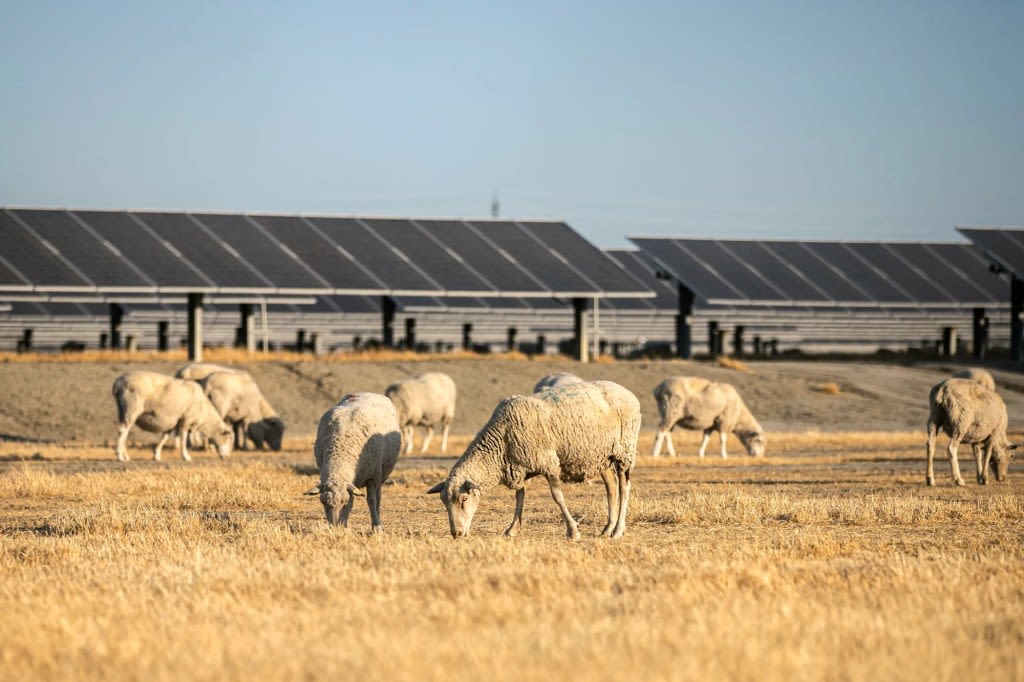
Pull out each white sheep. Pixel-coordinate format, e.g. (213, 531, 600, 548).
(112, 371, 233, 462)
(200, 370, 285, 451)
(532, 372, 584, 393)
(926, 377, 1016, 486)
(953, 368, 996, 392)
(427, 380, 640, 540)
(304, 392, 402, 531)
(174, 362, 238, 381)
(385, 372, 456, 454)
(652, 376, 766, 458)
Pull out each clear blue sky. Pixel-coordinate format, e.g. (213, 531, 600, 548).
(2, 1, 1021, 247)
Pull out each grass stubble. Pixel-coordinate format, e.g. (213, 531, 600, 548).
(0, 431, 1022, 682)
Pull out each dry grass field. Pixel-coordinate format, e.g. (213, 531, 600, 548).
(2, 428, 1022, 682)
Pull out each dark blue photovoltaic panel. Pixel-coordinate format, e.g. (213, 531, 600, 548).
(958, 228, 1024, 279)
(193, 214, 322, 289)
(762, 242, 872, 303)
(679, 241, 786, 301)
(421, 220, 546, 293)
(132, 212, 267, 288)
(306, 217, 439, 292)
(364, 219, 494, 292)
(73, 211, 209, 288)
(12, 209, 150, 287)
(844, 243, 951, 304)
(249, 216, 384, 291)
(328, 295, 381, 313)
(0, 250, 29, 287)
(724, 241, 829, 302)
(630, 238, 742, 302)
(468, 221, 597, 293)
(804, 243, 912, 303)
(928, 243, 1005, 301)
(604, 250, 674, 310)
(886, 243, 996, 304)
(519, 221, 649, 294)
(0, 211, 89, 287)
(479, 297, 529, 310)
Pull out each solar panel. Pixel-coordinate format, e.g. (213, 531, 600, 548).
(420, 220, 547, 293)
(603, 250, 674, 310)
(467, 220, 598, 293)
(192, 213, 324, 290)
(132, 212, 268, 289)
(305, 217, 440, 292)
(802, 243, 913, 304)
(73, 211, 210, 289)
(328, 295, 381, 314)
(629, 238, 743, 302)
(11, 209, 151, 289)
(0, 211, 90, 288)
(678, 240, 787, 302)
(957, 228, 1024, 278)
(723, 241, 829, 302)
(247, 215, 385, 292)
(518, 221, 649, 295)
(761, 242, 873, 304)
(885, 243, 996, 304)
(0, 250, 30, 288)
(927, 243, 1006, 301)
(843, 243, 952, 304)
(364, 219, 494, 293)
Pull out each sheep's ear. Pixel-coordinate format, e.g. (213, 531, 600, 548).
(462, 480, 480, 495)
(303, 484, 321, 496)
(347, 483, 365, 497)
(426, 482, 445, 495)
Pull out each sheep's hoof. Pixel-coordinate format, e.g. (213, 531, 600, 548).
(503, 524, 520, 538)
(977, 475, 988, 485)
(926, 476, 935, 486)
(566, 526, 580, 540)
(954, 478, 966, 487)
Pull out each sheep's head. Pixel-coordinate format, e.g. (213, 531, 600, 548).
(208, 424, 234, 459)
(263, 417, 286, 451)
(305, 481, 363, 526)
(427, 479, 481, 538)
(991, 441, 1018, 482)
(741, 431, 767, 458)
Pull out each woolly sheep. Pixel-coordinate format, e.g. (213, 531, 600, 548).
(385, 372, 456, 454)
(953, 368, 996, 392)
(427, 380, 640, 540)
(926, 378, 1016, 486)
(652, 376, 766, 458)
(175, 362, 238, 382)
(532, 372, 584, 393)
(200, 370, 285, 451)
(112, 371, 233, 462)
(304, 392, 402, 531)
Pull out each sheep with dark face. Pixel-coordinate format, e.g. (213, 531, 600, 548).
(652, 376, 766, 458)
(200, 370, 285, 451)
(532, 372, 584, 393)
(926, 378, 1016, 486)
(428, 380, 640, 540)
(305, 392, 402, 532)
(112, 371, 233, 462)
(385, 372, 456, 454)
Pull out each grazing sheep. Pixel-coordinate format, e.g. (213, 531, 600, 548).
(926, 378, 1016, 486)
(427, 380, 641, 540)
(652, 376, 766, 458)
(200, 370, 285, 451)
(385, 372, 456, 454)
(304, 392, 402, 531)
(532, 372, 584, 393)
(953, 368, 996, 392)
(174, 363, 240, 447)
(112, 371, 233, 462)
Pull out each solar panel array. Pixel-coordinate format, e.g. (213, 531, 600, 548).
(0, 209, 651, 302)
(629, 237, 1005, 309)
(956, 227, 1024, 280)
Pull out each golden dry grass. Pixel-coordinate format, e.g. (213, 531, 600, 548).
(1, 431, 1023, 681)
(716, 356, 752, 373)
(816, 381, 842, 395)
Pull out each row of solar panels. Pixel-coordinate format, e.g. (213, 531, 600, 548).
(0, 208, 649, 300)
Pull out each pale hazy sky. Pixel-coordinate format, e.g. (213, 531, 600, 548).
(2, 1, 1021, 247)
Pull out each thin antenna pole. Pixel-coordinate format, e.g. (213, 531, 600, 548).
(490, 190, 500, 218)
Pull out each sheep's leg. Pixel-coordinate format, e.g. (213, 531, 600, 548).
(546, 475, 579, 540)
(152, 432, 170, 461)
(973, 443, 987, 485)
(665, 428, 676, 457)
(233, 422, 246, 450)
(947, 437, 965, 487)
(403, 426, 414, 454)
(366, 482, 383, 533)
(698, 430, 713, 458)
(339, 494, 355, 528)
(504, 488, 526, 537)
(610, 465, 632, 539)
(115, 423, 132, 462)
(979, 444, 994, 486)
(420, 426, 435, 453)
(652, 431, 666, 457)
(925, 421, 938, 486)
(599, 467, 619, 537)
(719, 430, 728, 459)
(440, 422, 450, 454)
(178, 426, 193, 462)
